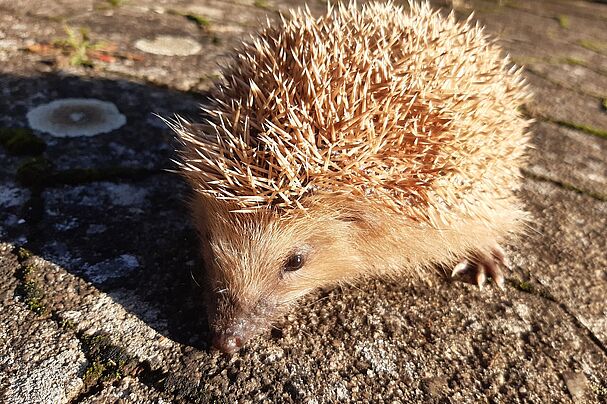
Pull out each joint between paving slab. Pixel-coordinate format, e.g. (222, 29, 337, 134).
(520, 105, 607, 140)
(524, 67, 606, 99)
(562, 307, 607, 359)
(521, 169, 607, 202)
(13, 166, 167, 239)
(16, 158, 164, 188)
(549, 119, 607, 140)
(12, 246, 49, 317)
(8, 163, 180, 402)
(559, 56, 607, 77)
(501, 0, 607, 24)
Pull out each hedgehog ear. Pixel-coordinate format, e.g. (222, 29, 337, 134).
(335, 206, 375, 229)
(337, 211, 366, 223)
(312, 194, 375, 227)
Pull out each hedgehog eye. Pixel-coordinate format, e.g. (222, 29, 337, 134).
(283, 253, 305, 272)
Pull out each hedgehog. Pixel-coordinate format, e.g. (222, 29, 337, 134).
(170, 1, 531, 353)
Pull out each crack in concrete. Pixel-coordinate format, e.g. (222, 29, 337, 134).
(508, 278, 607, 359)
(68, 331, 169, 404)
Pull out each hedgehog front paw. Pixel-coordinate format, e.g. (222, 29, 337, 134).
(451, 245, 507, 290)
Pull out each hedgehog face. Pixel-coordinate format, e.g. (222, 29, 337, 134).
(191, 195, 361, 353)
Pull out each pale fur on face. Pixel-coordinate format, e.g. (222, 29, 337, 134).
(190, 193, 369, 343)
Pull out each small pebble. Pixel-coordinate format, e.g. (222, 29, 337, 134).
(562, 371, 588, 399)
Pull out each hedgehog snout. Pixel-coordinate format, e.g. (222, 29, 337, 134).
(212, 329, 245, 354)
(210, 295, 276, 353)
(210, 313, 268, 354)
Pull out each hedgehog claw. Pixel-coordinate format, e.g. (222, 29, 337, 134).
(451, 245, 508, 290)
(476, 265, 487, 290)
(451, 260, 469, 277)
(491, 245, 507, 266)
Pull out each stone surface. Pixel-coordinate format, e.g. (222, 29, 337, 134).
(0, 244, 86, 404)
(0, 180, 30, 245)
(524, 73, 607, 131)
(527, 121, 607, 199)
(0, 0, 606, 403)
(81, 377, 172, 404)
(526, 62, 607, 99)
(0, 74, 203, 172)
(517, 179, 607, 346)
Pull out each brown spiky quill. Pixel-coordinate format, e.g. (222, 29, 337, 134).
(172, 1, 530, 227)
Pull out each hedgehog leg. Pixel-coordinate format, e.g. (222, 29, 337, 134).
(451, 245, 507, 290)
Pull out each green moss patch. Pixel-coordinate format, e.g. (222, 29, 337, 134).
(509, 55, 544, 66)
(167, 9, 210, 29)
(555, 15, 570, 29)
(555, 120, 607, 140)
(22, 280, 46, 314)
(80, 333, 137, 388)
(16, 247, 33, 261)
(561, 57, 585, 66)
(508, 277, 558, 301)
(16, 263, 47, 316)
(591, 381, 607, 402)
(83, 361, 106, 386)
(0, 128, 46, 155)
(59, 318, 76, 331)
(523, 168, 607, 202)
(578, 39, 607, 54)
(509, 279, 534, 293)
(185, 13, 210, 28)
(254, 0, 269, 9)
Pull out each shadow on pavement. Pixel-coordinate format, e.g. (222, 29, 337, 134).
(0, 72, 214, 350)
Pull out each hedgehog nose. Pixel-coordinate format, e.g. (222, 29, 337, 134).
(212, 332, 243, 354)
